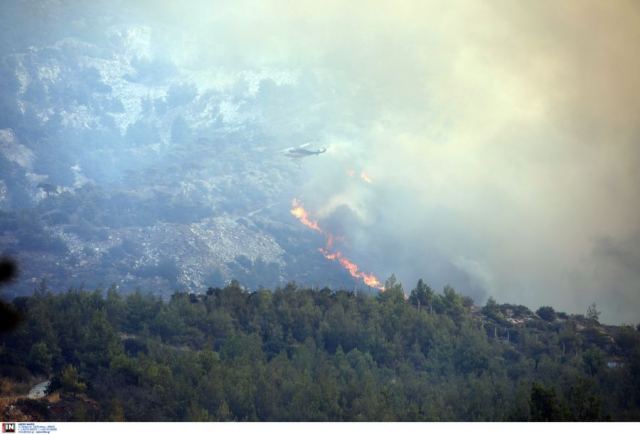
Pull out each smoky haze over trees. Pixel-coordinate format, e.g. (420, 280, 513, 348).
(1, 280, 640, 421)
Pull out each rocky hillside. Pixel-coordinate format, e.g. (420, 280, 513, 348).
(0, 3, 361, 296)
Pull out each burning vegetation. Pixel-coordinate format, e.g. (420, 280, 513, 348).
(290, 199, 383, 290)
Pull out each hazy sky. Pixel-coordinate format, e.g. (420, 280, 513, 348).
(10, 0, 640, 323)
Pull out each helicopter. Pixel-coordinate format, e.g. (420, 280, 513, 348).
(284, 142, 327, 159)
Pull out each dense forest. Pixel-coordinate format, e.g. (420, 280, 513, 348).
(1, 277, 640, 421)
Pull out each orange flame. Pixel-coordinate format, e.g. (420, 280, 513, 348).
(360, 171, 373, 184)
(347, 169, 373, 184)
(291, 198, 384, 290)
(290, 199, 321, 232)
(319, 248, 384, 290)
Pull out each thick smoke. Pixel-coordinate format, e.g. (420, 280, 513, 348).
(157, 0, 639, 323)
(3, 0, 640, 323)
